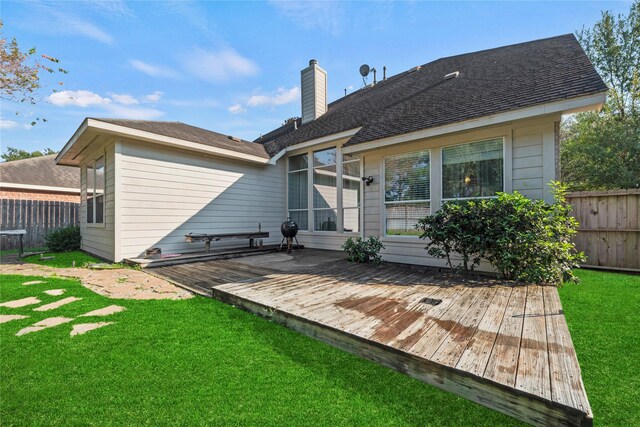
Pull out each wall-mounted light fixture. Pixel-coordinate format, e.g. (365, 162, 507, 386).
(361, 176, 374, 186)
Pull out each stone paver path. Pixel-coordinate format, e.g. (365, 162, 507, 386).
(2, 263, 192, 300)
(71, 322, 113, 336)
(34, 297, 82, 312)
(43, 289, 66, 296)
(0, 314, 29, 324)
(79, 305, 126, 317)
(16, 317, 74, 336)
(22, 280, 46, 286)
(0, 297, 41, 308)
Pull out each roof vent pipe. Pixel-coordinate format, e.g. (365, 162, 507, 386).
(301, 59, 328, 124)
(444, 71, 460, 80)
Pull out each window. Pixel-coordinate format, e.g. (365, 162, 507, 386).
(342, 154, 361, 232)
(313, 148, 337, 231)
(384, 150, 430, 236)
(288, 154, 308, 230)
(86, 155, 105, 224)
(442, 138, 503, 200)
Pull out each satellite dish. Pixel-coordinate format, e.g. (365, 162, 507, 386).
(359, 64, 370, 77)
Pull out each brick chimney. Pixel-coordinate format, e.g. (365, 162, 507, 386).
(301, 59, 327, 124)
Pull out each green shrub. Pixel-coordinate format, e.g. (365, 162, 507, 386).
(416, 200, 486, 275)
(341, 236, 385, 264)
(416, 183, 584, 285)
(45, 225, 81, 252)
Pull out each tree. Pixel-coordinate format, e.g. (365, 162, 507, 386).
(577, 1, 639, 118)
(1, 147, 58, 162)
(561, 1, 640, 190)
(0, 19, 67, 125)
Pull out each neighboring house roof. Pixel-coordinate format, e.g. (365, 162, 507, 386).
(256, 34, 607, 156)
(0, 154, 80, 192)
(89, 119, 271, 160)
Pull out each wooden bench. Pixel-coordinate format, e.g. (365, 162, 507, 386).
(185, 232, 270, 254)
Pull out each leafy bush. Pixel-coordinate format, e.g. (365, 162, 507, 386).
(417, 183, 584, 285)
(45, 225, 81, 252)
(342, 236, 385, 264)
(415, 201, 486, 275)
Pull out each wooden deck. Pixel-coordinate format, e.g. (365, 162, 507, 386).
(151, 251, 592, 426)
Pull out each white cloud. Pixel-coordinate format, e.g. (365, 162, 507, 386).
(130, 60, 179, 79)
(45, 90, 165, 120)
(247, 87, 300, 107)
(183, 48, 259, 83)
(60, 14, 114, 44)
(47, 90, 112, 107)
(143, 91, 164, 103)
(227, 104, 247, 114)
(110, 93, 139, 105)
(0, 120, 19, 129)
(270, 1, 343, 35)
(85, 0, 132, 17)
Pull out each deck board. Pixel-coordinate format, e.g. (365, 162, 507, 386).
(154, 253, 592, 426)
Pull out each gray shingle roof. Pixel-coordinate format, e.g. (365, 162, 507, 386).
(0, 154, 80, 189)
(256, 34, 607, 156)
(93, 119, 270, 159)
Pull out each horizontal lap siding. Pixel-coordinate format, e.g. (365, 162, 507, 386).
(81, 142, 116, 261)
(356, 118, 555, 268)
(118, 141, 285, 259)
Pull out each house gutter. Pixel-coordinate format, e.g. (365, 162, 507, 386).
(341, 92, 606, 154)
(267, 127, 362, 164)
(57, 118, 271, 166)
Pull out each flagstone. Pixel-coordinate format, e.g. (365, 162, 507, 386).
(43, 289, 66, 296)
(70, 322, 113, 336)
(0, 314, 29, 324)
(16, 317, 73, 336)
(79, 305, 126, 317)
(33, 297, 82, 312)
(22, 280, 46, 286)
(0, 297, 41, 308)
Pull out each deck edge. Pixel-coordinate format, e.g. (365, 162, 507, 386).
(213, 286, 592, 427)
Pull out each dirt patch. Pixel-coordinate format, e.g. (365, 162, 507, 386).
(79, 305, 126, 317)
(34, 297, 82, 312)
(71, 322, 113, 336)
(2, 263, 193, 300)
(16, 317, 74, 336)
(0, 314, 29, 324)
(0, 297, 41, 308)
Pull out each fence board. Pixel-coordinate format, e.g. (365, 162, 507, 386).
(0, 200, 80, 250)
(567, 189, 640, 271)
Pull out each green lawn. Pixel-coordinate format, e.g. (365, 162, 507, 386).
(21, 251, 103, 268)
(1, 269, 638, 426)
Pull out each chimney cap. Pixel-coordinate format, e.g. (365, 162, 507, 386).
(309, 59, 318, 66)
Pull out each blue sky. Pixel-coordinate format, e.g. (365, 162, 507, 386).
(0, 1, 631, 154)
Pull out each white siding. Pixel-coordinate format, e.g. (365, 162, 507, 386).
(80, 142, 116, 261)
(351, 116, 560, 268)
(117, 140, 285, 260)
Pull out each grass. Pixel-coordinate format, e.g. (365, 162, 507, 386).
(0, 246, 47, 256)
(1, 269, 638, 426)
(21, 251, 103, 268)
(558, 269, 640, 426)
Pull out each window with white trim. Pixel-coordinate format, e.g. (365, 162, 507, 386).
(384, 150, 430, 236)
(86, 155, 105, 224)
(313, 147, 337, 231)
(342, 153, 361, 232)
(442, 138, 503, 200)
(287, 154, 308, 230)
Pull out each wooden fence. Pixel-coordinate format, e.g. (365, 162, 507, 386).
(567, 189, 640, 272)
(0, 199, 80, 250)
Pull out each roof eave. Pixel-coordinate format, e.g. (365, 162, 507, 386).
(56, 118, 271, 166)
(342, 91, 607, 154)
